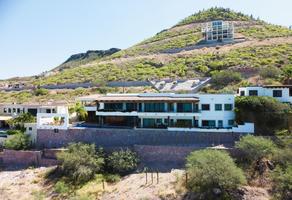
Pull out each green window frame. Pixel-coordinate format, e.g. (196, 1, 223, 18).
(201, 104, 210, 111)
(224, 104, 233, 111)
(215, 104, 222, 111)
(228, 120, 234, 126)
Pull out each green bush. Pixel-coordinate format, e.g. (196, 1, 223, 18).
(57, 143, 104, 185)
(103, 174, 121, 183)
(34, 88, 49, 96)
(235, 96, 291, 135)
(186, 149, 246, 197)
(259, 66, 282, 79)
(273, 147, 292, 168)
(6, 130, 23, 135)
(4, 133, 31, 150)
(235, 135, 276, 163)
(211, 70, 242, 88)
(107, 148, 139, 175)
(271, 166, 292, 200)
(54, 181, 71, 194)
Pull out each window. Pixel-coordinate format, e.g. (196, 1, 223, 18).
(3, 108, 7, 113)
(126, 103, 137, 112)
(143, 118, 156, 128)
(177, 103, 192, 113)
(104, 103, 123, 111)
(215, 104, 222, 111)
(273, 90, 282, 97)
(201, 104, 210, 111)
(290, 88, 292, 96)
(249, 90, 258, 96)
(202, 120, 216, 128)
(8, 108, 11, 113)
(228, 120, 234, 126)
(224, 104, 233, 111)
(240, 91, 245, 96)
(175, 119, 192, 128)
(54, 129, 59, 133)
(193, 104, 199, 112)
(28, 127, 32, 131)
(144, 103, 165, 112)
(13, 108, 16, 113)
(168, 103, 174, 112)
(46, 109, 51, 113)
(218, 120, 223, 128)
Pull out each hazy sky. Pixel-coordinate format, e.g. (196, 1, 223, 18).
(0, 0, 291, 79)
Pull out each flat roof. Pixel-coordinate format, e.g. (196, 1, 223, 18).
(88, 93, 199, 103)
(263, 85, 292, 89)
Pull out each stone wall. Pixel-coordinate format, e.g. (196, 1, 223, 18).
(37, 128, 241, 149)
(1, 149, 59, 167)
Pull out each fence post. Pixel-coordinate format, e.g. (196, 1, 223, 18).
(157, 171, 159, 184)
(145, 171, 148, 185)
(102, 179, 105, 190)
(151, 172, 153, 184)
(185, 172, 188, 186)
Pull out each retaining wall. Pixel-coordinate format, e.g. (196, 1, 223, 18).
(36, 128, 241, 149)
(1, 149, 59, 167)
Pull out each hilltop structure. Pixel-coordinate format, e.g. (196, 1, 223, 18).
(202, 20, 234, 43)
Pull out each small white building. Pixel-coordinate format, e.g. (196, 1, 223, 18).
(78, 93, 254, 133)
(0, 103, 68, 117)
(202, 20, 234, 42)
(238, 85, 292, 104)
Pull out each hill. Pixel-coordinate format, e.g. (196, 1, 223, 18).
(52, 48, 120, 72)
(1, 7, 292, 103)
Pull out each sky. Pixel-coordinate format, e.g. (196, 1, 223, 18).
(0, 0, 291, 80)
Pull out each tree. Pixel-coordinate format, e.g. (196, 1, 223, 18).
(235, 96, 291, 135)
(7, 113, 36, 130)
(57, 143, 104, 185)
(107, 148, 139, 175)
(186, 149, 246, 198)
(70, 102, 88, 121)
(235, 135, 276, 163)
(4, 133, 31, 150)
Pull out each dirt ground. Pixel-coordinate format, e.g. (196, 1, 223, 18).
(0, 167, 271, 200)
(0, 167, 51, 200)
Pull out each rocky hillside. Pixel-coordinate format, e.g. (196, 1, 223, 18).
(53, 48, 120, 72)
(26, 8, 291, 91)
(1, 7, 292, 103)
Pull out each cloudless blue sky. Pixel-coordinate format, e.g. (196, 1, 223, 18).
(0, 0, 291, 79)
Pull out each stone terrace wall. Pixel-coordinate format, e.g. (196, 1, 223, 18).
(37, 128, 241, 149)
(1, 149, 59, 168)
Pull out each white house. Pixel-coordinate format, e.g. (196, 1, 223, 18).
(78, 93, 254, 133)
(238, 85, 292, 104)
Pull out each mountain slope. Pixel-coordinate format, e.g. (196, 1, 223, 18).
(53, 48, 120, 72)
(2, 7, 292, 103)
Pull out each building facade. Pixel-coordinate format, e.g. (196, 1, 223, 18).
(202, 20, 234, 42)
(79, 93, 254, 133)
(238, 85, 292, 104)
(0, 103, 68, 117)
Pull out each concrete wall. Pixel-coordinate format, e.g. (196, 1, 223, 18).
(36, 128, 241, 149)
